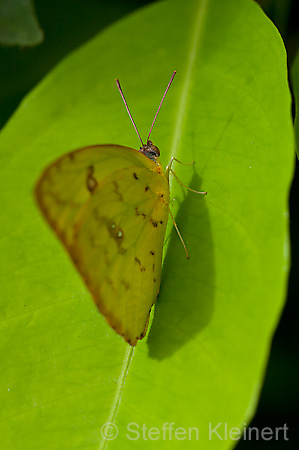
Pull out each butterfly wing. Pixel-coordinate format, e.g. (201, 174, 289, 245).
(36, 146, 169, 345)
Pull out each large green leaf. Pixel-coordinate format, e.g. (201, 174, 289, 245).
(0, 0, 294, 448)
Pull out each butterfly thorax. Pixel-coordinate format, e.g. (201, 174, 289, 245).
(139, 140, 160, 162)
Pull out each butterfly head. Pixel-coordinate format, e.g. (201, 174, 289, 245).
(139, 140, 160, 162)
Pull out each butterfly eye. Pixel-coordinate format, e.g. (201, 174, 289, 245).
(139, 141, 160, 161)
(147, 141, 160, 157)
(154, 146, 160, 156)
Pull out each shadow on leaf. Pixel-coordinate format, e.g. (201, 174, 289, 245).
(147, 172, 214, 359)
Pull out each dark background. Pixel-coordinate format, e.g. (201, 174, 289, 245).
(0, 0, 297, 448)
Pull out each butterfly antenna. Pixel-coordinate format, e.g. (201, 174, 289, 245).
(116, 79, 144, 146)
(147, 70, 176, 142)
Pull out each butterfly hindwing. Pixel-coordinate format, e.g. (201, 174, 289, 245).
(71, 166, 169, 345)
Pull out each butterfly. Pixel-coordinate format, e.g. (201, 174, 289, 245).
(35, 71, 206, 346)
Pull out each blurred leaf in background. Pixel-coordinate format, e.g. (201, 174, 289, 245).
(0, 0, 43, 46)
(0, 0, 152, 129)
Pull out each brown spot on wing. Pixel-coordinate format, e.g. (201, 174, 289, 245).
(112, 181, 123, 201)
(150, 219, 158, 227)
(135, 207, 146, 219)
(86, 165, 98, 192)
(105, 276, 116, 292)
(91, 213, 127, 254)
(106, 220, 126, 253)
(135, 257, 145, 272)
(121, 280, 130, 291)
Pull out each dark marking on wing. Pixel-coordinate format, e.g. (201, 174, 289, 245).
(135, 207, 146, 219)
(112, 181, 123, 202)
(105, 219, 126, 253)
(145, 186, 149, 192)
(121, 280, 130, 291)
(135, 257, 145, 272)
(133, 172, 139, 180)
(86, 165, 98, 192)
(105, 276, 116, 292)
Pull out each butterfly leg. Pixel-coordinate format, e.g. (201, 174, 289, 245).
(166, 156, 194, 172)
(168, 206, 189, 259)
(166, 157, 207, 259)
(166, 157, 207, 194)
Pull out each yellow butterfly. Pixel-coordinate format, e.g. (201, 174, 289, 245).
(35, 72, 206, 346)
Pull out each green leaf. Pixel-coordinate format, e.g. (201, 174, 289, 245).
(0, 0, 43, 46)
(292, 48, 299, 158)
(0, 0, 294, 449)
